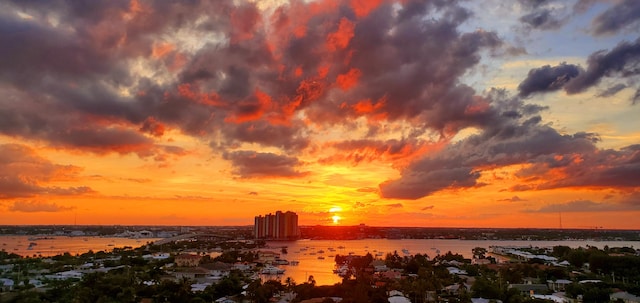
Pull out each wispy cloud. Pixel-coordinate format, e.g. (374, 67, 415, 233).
(9, 200, 74, 213)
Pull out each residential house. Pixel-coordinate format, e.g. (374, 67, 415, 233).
(547, 279, 572, 291)
(610, 291, 640, 303)
(173, 267, 210, 280)
(215, 296, 237, 303)
(370, 260, 388, 272)
(0, 278, 14, 291)
(388, 290, 412, 303)
(508, 283, 549, 296)
(45, 270, 84, 280)
(531, 294, 568, 302)
(472, 258, 492, 265)
(175, 254, 202, 267)
(380, 269, 403, 280)
(201, 262, 232, 280)
(443, 283, 471, 296)
(447, 267, 468, 275)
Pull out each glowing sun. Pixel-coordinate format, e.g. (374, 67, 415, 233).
(329, 206, 342, 224)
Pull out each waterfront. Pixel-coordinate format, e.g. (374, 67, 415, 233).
(264, 238, 640, 285)
(2, 235, 640, 286)
(0, 236, 159, 257)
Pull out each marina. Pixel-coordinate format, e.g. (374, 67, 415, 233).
(2, 235, 639, 286)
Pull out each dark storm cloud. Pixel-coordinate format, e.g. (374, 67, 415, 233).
(518, 0, 551, 9)
(380, 162, 480, 199)
(565, 38, 640, 94)
(219, 121, 310, 152)
(518, 39, 640, 101)
(518, 63, 582, 97)
(596, 83, 627, 98)
(526, 144, 640, 190)
(520, 9, 566, 30)
(319, 138, 425, 165)
(223, 150, 308, 178)
(0, 0, 515, 165)
(0, 144, 93, 199)
(573, 0, 599, 13)
(379, 89, 617, 199)
(2, 0, 638, 196)
(301, 0, 507, 133)
(591, 0, 640, 36)
(0, 2, 194, 157)
(516, 0, 569, 31)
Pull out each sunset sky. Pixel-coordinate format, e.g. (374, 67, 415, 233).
(1, 0, 639, 229)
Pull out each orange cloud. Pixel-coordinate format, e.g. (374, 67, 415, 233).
(151, 42, 175, 59)
(0, 144, 93, 199)
(230, 4, 261, 42)
(283, 78, 327, 116)
(464, 97, 491, 115)
(336, 68, 362, 91)
(351, 0, 384, 18)
(225, 89, 273, 124)
(352, 98, 383, 114)
(319, 138, 438, 168)
(140, 117, 166, 137)
(326, 17, 355, 51)
(177, 83, 223, 107)
(129, 0, 144, 15)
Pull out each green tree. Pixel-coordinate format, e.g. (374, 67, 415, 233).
(472, 247, 487, 259)
(471, 276, 502, 299)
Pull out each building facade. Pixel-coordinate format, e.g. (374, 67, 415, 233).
(254, 211, 300, 239)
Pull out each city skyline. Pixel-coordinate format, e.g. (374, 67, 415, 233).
(1, 0, 639, 229)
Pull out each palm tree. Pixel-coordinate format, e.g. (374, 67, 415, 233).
(285, 277, 296, 291)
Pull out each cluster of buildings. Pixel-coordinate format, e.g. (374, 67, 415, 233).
(254, 211, 300, 240)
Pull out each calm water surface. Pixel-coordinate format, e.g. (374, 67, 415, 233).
(0, 236, 159, 257)
(264, 239, 640, 286)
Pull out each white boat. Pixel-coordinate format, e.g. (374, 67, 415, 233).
(261, 265, 285, 275)
(274, 259, 289, 265)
